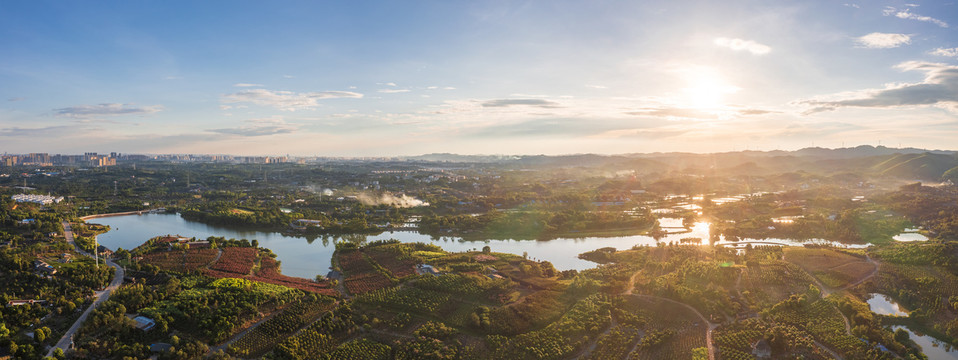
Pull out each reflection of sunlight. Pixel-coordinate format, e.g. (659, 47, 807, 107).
(681, 67, 739, 110)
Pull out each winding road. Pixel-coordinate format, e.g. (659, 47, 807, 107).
(781, 252, 882, 360)
(46, 221, 125, 358)
(624, 270, 716, 360)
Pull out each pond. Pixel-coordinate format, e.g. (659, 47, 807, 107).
(89, 213, 868, 279)
(866, 293, 908, 316)
(890, 325, 958, 360)
(893, 232, 929, 242)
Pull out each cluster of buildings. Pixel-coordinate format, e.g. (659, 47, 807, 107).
(11, 194, 64, 205)
(1, 152, 117, 167)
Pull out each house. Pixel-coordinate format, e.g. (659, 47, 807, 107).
(7, 300, 47, 307)
(752, 339, 772, 359)
(416, 264, 440, 276)
(133, 316, 156, 331)
(34, 260, 57, 275)
(96, 245, 113, 257)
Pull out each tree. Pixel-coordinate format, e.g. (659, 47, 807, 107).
(895, 328, 910, 343)
(691, 347, 709, 360)
(482, 245, 491, 253)
(251, 239, 259, 248)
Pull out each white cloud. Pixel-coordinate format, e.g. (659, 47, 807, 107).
(233, 83, 263, 87)
(798, 61, 958, 113)
(481, 99, 561, 108)
(714, 37, 771, 55)
(207, 117, 298, 136)
(884, 7, 948, 27)
(378, 89, 411, 93)
(843, 3, 860, 8)
(930, 47, 958, 57)
(54, 103, 163, 118)
(855, 33, 911, 49)
(586, 84, 608, 89)
(221, 89, 363, 111)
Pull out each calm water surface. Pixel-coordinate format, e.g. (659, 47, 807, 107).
(866, 293, 908, 316)
(890, 325, 958, 360)
(91, 213, 866, 279)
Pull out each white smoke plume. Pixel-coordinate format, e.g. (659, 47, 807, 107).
(303, 185, 335, 197)
(356, 193, 426, 208)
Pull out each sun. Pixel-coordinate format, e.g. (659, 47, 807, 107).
(680, 67, 740, 110)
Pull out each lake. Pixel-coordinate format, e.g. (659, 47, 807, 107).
(866, 293, 908, 316)
(89, 213, 867, 279)
(891, 326, 958, 360)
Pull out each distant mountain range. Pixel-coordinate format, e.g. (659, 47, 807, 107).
(404, 146, 958, 181)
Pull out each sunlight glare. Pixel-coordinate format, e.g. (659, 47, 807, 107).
(681, 67, 740, 110)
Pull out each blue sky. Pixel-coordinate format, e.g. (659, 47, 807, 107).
(1, 0, 957, 156)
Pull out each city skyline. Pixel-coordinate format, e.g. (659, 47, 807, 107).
(2, 0, 958, 156)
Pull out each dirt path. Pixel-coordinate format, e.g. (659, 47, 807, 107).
(781, 254, 862, 360)
(210, 309, 283, 354)
(623, 268, 715, 360)
(838, 254, 879, 291)
(630, 294, 716, 360)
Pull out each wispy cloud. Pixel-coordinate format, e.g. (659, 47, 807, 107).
(626, 108, 718, 120)
(798, 61, 958, 113)
(624, 106, 776, 120)
(233, 83, 263, 87)
(713, 37, 771, 55)
(207, 117, 298, 136)
(481, 99, 561, 108)
(883, 7, 948, 27)
(930, 47, 958, 58)
(378, 89, 410, 93)
(7, 97, 25, 102)
(0, 125, 83, 137)
(855, 33, 911, 49)
(221, 89, 363, 111)
(54, 103, 163, 118)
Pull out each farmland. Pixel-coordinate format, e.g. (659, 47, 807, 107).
(784, 247, 876, 289)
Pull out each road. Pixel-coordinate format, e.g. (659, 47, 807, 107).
(47, 221, 125, 358)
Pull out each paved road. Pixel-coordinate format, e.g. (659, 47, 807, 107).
(47, 222, 125, 358)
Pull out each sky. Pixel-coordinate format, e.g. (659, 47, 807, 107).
(1, 0, 957, 156)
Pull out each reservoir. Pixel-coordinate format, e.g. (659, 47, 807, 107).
(90, 213, 867, 279)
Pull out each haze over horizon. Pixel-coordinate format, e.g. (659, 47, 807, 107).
(2, 1, 958, 156)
